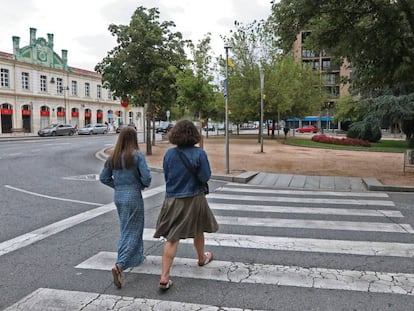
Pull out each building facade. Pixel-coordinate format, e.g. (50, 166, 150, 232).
(0, 28, 144, 134)
(291, 31, 351, 130)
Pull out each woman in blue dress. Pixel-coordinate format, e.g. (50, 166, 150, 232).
(100, 126, 152, 289)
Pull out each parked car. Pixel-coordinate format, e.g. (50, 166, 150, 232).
(38, 123, 76, 136)
(78, 123, 108, 135)
(296, 125, 318, 133)
(203, 124, 215, 131)
(116, 123, 136, 133)
(156, 122, 173, 133)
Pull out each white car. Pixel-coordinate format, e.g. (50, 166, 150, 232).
(78, 123, 108, 135)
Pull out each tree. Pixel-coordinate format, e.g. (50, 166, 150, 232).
(221, 20, 324, 138)
(175, 35, 216, 122)
(95, 6, 187, 154)
(269, 0, 414, 139)
(270, 0, 414, 93)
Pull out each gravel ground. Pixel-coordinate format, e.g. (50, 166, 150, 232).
(139, 135, 414, 187)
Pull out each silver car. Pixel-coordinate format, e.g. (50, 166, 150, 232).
(78, 123, 108, 135)
(38, 123, 76, 136)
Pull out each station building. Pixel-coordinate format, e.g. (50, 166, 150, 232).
(0, 27, 144, 134)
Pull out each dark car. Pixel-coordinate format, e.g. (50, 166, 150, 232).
(38, 123, 76, 136)
(203, 124, 215, 132)
(156, 122, 173, 133)
(116, 124, 136, 133)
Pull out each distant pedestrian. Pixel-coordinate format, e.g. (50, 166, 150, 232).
(153, 119, 218, 290)
(99, 126, 152, 289)
(283, 126, 290, 139)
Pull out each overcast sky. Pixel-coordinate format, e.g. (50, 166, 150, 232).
(0, 0, 273, 71)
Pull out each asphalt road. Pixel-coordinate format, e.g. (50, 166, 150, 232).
(1, 134, 414, 310)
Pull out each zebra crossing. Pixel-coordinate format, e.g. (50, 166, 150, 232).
(4, 183, 414, 310)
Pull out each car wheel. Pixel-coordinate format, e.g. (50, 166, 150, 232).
(68, 131, 74, 136)
(51, 131, 56, 136)
(89, 131, 93, 135)
(103, 130, 107, 134)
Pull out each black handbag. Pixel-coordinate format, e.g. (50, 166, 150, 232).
(175, 149, 209, 194)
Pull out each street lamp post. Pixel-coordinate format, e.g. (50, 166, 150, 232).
(63, 86, 69, 124)
(224, 44, 231, 174)
(259, 67, 264, 153)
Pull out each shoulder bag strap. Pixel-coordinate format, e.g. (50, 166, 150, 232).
(175, 148, 198, 176)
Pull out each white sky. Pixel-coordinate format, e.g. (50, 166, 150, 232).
(0, 0, 273, 71)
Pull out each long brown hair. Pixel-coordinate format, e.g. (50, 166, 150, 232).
(110, 126, 139, 169)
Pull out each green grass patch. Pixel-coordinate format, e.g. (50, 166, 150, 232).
(284, 137, 410, 153)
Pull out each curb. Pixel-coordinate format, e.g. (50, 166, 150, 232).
(363, 177, 414, 192)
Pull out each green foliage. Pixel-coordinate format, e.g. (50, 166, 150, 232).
(95, 6, 187, 108)
(220, 18, 325, 126)
(409, 138, 414, 148)
(346, 121, 382, 142)
(334, 95, 364, 122)
(175, 35, 216, 121)
(270, 0, 414, 94)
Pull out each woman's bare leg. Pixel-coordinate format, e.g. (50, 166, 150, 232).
(194, 233, 205, 262)
(160, 240, 179, 283)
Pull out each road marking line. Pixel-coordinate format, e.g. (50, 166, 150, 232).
(142, 229, 414, 258)
(4, 185, 102, 206)
(222, 185, 390, 197)
(209, 202, 403, 217)
(208, 193, 395, 206)
(3, 288, 262, 311)
(215, 215, 414, 233)
(0, 185, 165, 257)
(77, 252, 414, 296)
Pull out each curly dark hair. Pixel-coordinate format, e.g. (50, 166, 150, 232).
(168, 119, 201, 146)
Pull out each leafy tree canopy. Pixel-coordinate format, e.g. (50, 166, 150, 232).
(269, 0, 414, 95)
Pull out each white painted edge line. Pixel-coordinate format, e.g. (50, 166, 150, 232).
(77, 252, 414, 296)
(3, 288, 262, 311)
(4, 185, 102, 206)
(0, 185, 165, 257)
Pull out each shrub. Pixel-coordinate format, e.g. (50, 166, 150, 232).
(409, 138, 414, 148)
(346, 121, 382, 142)
(312, 134, 371, 147)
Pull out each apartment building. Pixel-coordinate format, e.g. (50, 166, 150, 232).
(0, 28, 144, 134)
(291, 31, 351, 129)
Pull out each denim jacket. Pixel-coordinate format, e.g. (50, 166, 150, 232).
(164, 146, 211, 198)
(100, 150, 152, 191)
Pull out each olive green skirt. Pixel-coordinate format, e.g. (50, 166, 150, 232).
(153, 193, 219, 241)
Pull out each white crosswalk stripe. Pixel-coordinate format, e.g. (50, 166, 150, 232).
(76, 252, 414, 296)
(4, 184, 413, 310)
(4, 288, 263, 311)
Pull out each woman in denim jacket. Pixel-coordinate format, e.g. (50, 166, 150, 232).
(154, 119, 218, 290)
(100, 126, 151, 289)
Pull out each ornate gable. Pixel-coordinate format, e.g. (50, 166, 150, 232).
(13, 27, 70, 71)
